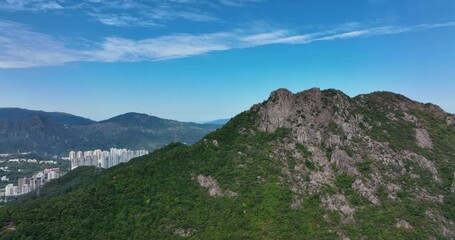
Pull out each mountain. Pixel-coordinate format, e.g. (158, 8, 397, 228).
(101, 112, 218, 130)
(0, 109, 221, 155)
(0, 108, 95, 125)
(205, 118, 231, 125)
(1, 88, 455, 239)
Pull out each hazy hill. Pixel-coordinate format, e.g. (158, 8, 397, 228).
(0, 108, 95, 125)
(205, 119, 231, 125)
(1, 88, 454, 239)
(0, 109, 221, 155)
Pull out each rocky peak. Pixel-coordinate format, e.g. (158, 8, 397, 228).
(268, 88, 294, 102)
(256, 88, 350, 135)
(256, 88, 453, 141)
(251, 88, 455, 238)
(257, 88, 296, 132)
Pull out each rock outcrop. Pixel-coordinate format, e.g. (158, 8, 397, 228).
(416, 128, 433, 149)
(196, 175, 238, 197)
(253, 88, 454, 237)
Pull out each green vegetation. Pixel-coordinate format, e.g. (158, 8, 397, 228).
(354, 106, 417, 151)
(328, 122, 342, 135)
(296, 144, 312, 158)
(305, 160, 315, 171)
(410, 109, 455, 222)
(335, 174, 355, 194)
(288, 157, 297, 170)
(357, 159, 373, 174)
(325, 147, 334, 159)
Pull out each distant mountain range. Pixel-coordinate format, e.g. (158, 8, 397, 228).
(204, 118, 230, 125)
(0, 108, 223, 155)
(0, 108, 95, 125)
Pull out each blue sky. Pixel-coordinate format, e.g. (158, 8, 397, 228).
(0, 0, 454, 122)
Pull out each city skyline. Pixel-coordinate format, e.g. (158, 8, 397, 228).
(69, 148, 149, 169)
(0, 1, 454, 121)
(4, 168, 61, 200)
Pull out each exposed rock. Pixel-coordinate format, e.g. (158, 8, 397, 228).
(174, 228, 194, 238)
(447, 115, 455, 126)
(395, 219, 413, 230)
(309, 146, 330, 167)
(352, 179, 379, 205)
(386, 112, 397, 121)
(425, 210, 455, 238)
(197, 175, 223, 197)
(212, 140, 219, 147)
(403, 151, 440, 182)
(340, 235, 351, 240)
(422, 103, 448, 119)
(0, 222, 16, 233)
(331, 149, 358, 176)
(403, 112, 419, 123)
(341, 121, 360, 141)
(252, 88, 450, 233)
(196, 175, 238, 197)
(295, 127, 323, 146)
(321, 194, 356, 222)
(386, 183, 402, 200)
(328, 133, 342, 146)
(290, 196, 302, 209)
(416, 128, 433, 149)
(371, 172, 383, 186)
(225, 190, 239, 197)
(308, 168, 335, 193)
(257, 88, 295, 132)
(415, 188, 444, 203)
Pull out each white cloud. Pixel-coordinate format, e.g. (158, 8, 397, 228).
(1, 20, 454, 68)
(88, 13, 162, 27)
(219, 0, 263, 7)
(0, 0, 251, 27)
(0, 21, 84, 68)
(36, 1, 63, 10)
(240, 30, 291, 45)
(316, 30, 371, 41)
(90, 34, 233, 61)
(1, 0, 64, 11)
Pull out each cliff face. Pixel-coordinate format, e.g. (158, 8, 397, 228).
(1, 88, 454, 239)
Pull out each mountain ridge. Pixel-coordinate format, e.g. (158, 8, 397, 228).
(1, 88, 454, 239)
(0, 108, 95, 125)
(0, 108, 222, 155)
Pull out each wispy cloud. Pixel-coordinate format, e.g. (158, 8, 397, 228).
(0, 0, 254, 27)
(1, 20, 454, 68)
(0, 0, 64, 11)
(88, 12, 163, 27)
(219, 0, 264, 7)
(90, 34, 233, 62)
(0, 21, 84, 68)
